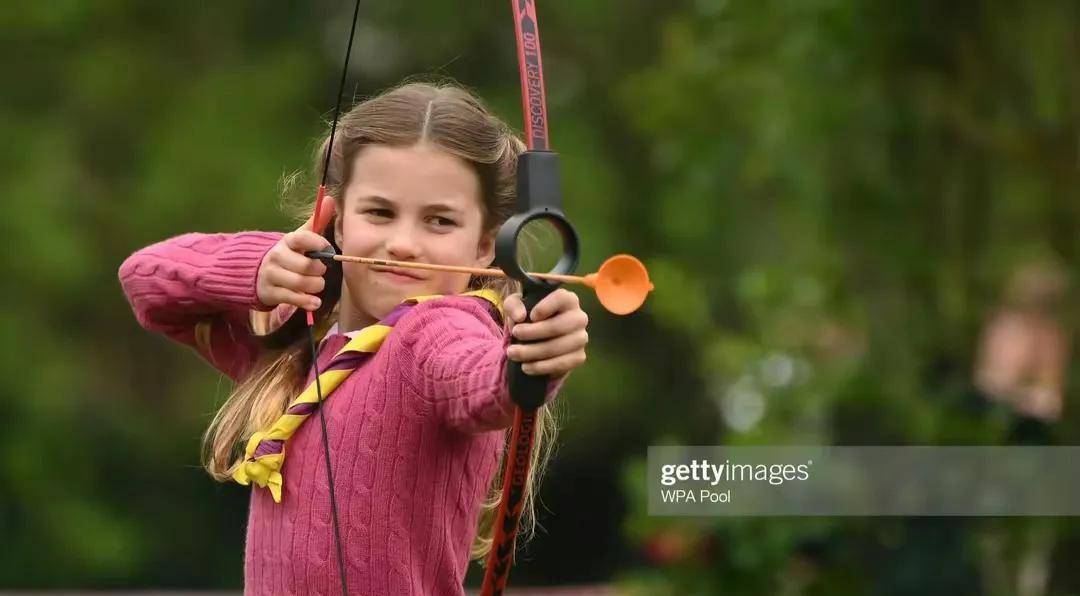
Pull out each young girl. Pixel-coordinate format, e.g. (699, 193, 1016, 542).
(119, 82, 589, 594)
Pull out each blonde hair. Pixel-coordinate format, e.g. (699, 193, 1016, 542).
(200, 81, 558, 562)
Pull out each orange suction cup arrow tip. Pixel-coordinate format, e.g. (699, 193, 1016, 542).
(585, 254, 654, 315)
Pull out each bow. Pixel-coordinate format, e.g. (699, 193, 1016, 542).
(292, 2, 647, 594)
(479, 2, 577, 594)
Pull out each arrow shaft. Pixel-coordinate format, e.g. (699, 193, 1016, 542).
(326, 254, 588, 286)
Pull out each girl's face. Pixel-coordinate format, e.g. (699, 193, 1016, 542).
(334, 142, 495, 329)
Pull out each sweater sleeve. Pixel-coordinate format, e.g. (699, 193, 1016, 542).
(117, 231, 286, 382)
(394, 296, 568, 434)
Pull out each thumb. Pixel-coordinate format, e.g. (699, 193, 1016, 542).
(504, 293, 527, 325)
(300, 194, 337, 234)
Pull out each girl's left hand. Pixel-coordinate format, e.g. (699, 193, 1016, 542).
(504, 288, 589, 378)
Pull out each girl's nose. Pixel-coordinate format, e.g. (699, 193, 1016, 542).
(385, 227, 420, 261)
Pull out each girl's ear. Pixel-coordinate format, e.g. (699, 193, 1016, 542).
(333, 210, 344, 247)
(476, 229, 496, 267)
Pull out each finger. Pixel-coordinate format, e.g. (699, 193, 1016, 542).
(521, 350, 587, 377)
(527, 289, 579, 322)
(266, 267, 326, 296)
(284, 230, 333, 254)
(503, 293, 526, 324)
(512, 309, 588, 341)
(264, 286, 322, 312)
(507, 329, 588, 363)
(274, 246, 327, 277)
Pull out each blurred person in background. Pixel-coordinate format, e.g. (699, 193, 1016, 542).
(974, 258, 1072, 596)
(975, 259, 1072, 444)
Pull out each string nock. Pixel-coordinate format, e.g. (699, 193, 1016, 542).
(305, 248, 339, 261)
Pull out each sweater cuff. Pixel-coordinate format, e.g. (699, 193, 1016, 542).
(195, 231, 282, 312)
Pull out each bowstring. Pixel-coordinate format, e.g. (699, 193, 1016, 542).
(309, 0, 363, 594)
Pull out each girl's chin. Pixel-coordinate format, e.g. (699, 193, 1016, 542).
(369, 282, 433, 303)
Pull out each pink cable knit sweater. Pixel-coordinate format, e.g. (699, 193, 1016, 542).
(118, 231, 565, 595)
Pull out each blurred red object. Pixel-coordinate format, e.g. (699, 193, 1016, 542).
(643, 528, 692, 566)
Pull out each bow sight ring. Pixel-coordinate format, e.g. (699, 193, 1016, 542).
(493, 150, 580, 410)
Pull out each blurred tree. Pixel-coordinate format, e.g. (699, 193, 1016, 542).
(615, 0, 1079, 594)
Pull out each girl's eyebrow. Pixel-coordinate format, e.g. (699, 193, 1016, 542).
(357, 195, 394, 206)
(358, 194, 464, 214)
(426, 202, 465, 214)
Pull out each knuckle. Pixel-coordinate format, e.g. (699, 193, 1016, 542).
(291, 231, 310, 246)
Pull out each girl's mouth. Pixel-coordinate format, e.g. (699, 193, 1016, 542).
(372, 266, 424, 283)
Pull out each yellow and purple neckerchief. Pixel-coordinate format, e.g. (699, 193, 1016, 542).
(232, 289, 503, 502)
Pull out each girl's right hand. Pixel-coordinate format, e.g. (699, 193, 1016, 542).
(256, 200, 337, 311)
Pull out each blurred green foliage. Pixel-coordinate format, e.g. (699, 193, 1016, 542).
(1, 0, 1078, 593)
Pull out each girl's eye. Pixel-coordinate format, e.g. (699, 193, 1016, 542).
(430, 216, 457, 227)
(363, 209, 455, 227)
